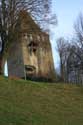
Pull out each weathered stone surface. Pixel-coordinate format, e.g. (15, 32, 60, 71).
(7, 10, 55, 81)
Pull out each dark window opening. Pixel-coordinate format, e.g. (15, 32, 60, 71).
(28, 41, 38, 47)
(25, 65, 36, 75)
(27, 41, 38, 55)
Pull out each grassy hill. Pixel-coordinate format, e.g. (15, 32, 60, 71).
(0, 76, 83, 125)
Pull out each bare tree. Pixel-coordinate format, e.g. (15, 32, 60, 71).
(66, 43, 83, 84)
(56, 37, 69, 81)
(0, 0, 57, 74)
(74, 13, 83, 66)
(74, 13, 83, 49)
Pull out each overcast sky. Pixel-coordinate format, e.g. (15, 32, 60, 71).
(51, 0, 83, 70)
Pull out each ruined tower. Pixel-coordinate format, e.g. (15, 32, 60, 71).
(7, 10, 55, 81)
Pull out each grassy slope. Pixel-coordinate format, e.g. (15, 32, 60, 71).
(0, 76, 83, 125)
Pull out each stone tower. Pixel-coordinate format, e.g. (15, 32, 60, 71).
(7, 10, 55, 81)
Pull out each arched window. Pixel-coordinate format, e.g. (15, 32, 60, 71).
(28, 41, 38, 55)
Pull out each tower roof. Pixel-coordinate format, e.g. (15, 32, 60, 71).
(18, 10, 41, 33)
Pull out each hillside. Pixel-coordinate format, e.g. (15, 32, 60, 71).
(0, 76, 83, 125)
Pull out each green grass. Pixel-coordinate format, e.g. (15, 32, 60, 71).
(0, 76, 83, 125)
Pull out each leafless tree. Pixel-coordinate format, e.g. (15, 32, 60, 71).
(74, 13, 83, 49)
(0, 0, 57, 74)
(74, 13, 83, 66)
(56, 37, 70, 82)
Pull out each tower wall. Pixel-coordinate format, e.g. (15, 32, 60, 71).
(7, 10, 55, 81)
(7, 41, 25, 78)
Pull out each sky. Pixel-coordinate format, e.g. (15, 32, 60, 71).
(51, 0, 83, 70)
